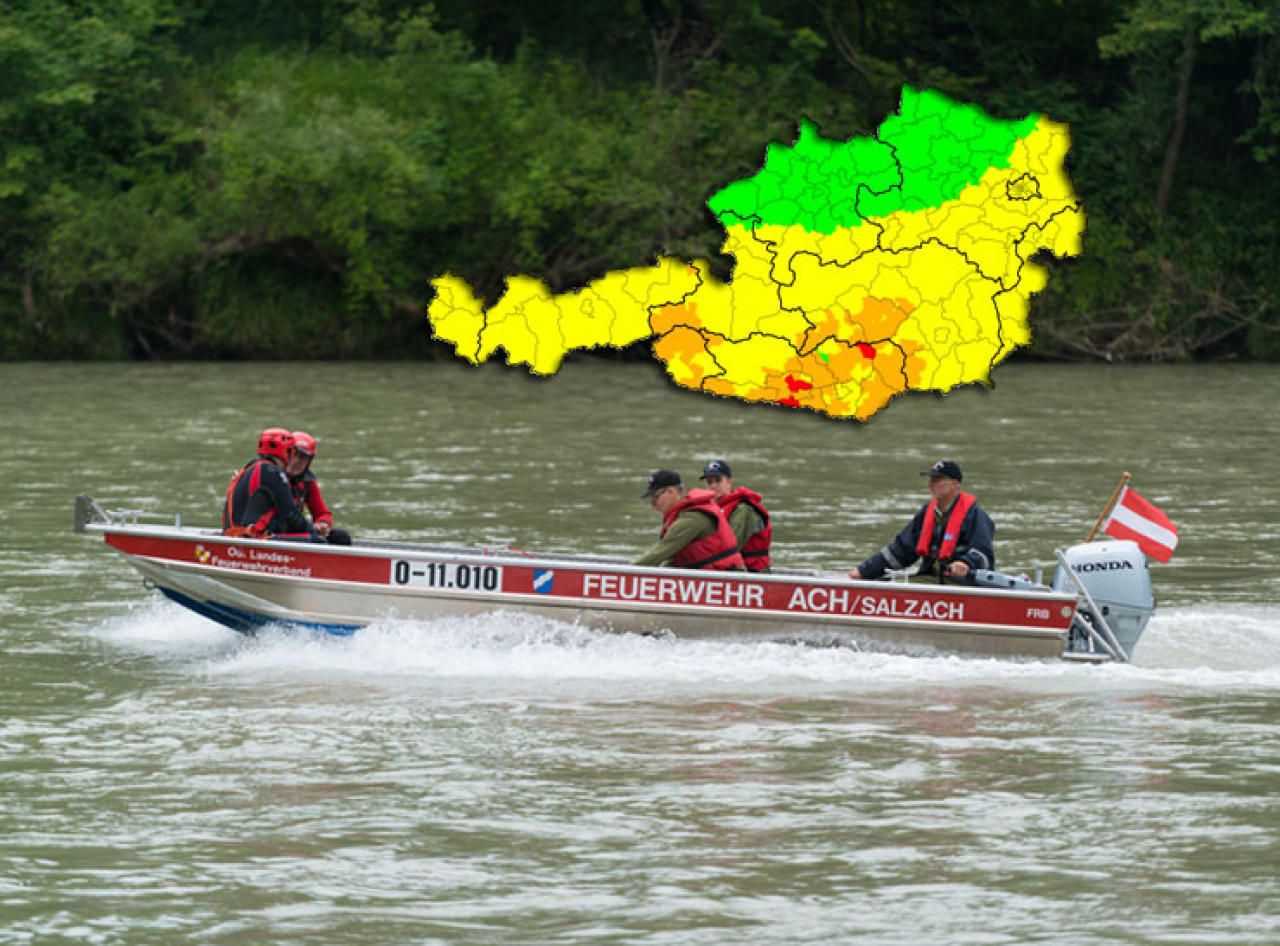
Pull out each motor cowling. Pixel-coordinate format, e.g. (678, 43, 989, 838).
(1053, 540, 1155, 657)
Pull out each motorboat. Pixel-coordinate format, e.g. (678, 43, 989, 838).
(75, 495, 1155, 662)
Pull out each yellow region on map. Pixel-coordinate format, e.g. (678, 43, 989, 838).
(426, 87, 1084, 420)
(430, 257, 698, 376)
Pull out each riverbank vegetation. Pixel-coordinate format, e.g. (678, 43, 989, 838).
(2, 0, 1277, 360)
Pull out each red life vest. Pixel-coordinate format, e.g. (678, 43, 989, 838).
(221, 460, 278, 538)
(661, 489, 746, 570)
(916, 491, 978, 561)
(717, 486, 772, 572)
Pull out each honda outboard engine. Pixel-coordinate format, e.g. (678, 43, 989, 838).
(1052, 540, 1155, 659)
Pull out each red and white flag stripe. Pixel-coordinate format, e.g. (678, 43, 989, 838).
(1102, 485, 1178, 563)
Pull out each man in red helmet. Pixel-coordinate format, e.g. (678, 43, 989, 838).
(222, 427, 322, 541)
(285, 431, 351, 545)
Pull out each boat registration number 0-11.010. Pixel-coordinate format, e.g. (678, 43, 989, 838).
(391, 560, 502, 592)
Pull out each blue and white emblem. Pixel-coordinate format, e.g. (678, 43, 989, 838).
(533, 569, 555, 594)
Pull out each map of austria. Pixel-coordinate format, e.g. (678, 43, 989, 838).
(425, 86, 1084, 420)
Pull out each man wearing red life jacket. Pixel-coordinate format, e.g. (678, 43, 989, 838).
(222, 428, 321, 541)
(633, 469, 746, 570)
(847, 459, 995, 584)
(285, 431, 352, 545)
(700, 459, 772, 572)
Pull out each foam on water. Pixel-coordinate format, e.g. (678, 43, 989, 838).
(94, 601, 241, 655)
(88, 601, 1280, 698)
(1133, 603, 1280, 671)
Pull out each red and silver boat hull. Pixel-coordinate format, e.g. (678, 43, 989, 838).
(92, 524, 1084, 660)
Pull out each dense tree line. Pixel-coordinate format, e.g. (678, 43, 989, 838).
(1, 0, 1277, 360)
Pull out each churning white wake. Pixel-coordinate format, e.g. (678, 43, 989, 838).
(89, 602, 1280, 697)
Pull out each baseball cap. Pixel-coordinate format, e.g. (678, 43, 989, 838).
(699, 459, 732, 480)
(920, 459, 963, 481)
(642, 469, 682, 498)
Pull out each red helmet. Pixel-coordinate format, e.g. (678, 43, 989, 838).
(291, 431, 317, 457)
(257, 427, 294, 461)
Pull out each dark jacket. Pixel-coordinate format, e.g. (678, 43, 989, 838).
(290, 469, 334, 527)
(856, 496, 995, 582)
(222, 458, 315, 538)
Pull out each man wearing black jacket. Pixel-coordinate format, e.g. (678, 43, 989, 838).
(848, 459, 994, 584)
(222, 427, 321, 541)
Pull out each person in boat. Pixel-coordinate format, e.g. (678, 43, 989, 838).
(285, 431, 352, 546)
(633, 469, 747, 570)
(700, 459, 772, 573)
(847, 459, 994, 584)
(221, 427, 324, 542)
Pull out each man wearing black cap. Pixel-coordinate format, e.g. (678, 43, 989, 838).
(634, 469, 746, 570)
(847, 459, 994, 583)
(700, 459, 772, 572)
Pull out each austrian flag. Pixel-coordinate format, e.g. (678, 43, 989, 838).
(1102, 486, 1179, 563)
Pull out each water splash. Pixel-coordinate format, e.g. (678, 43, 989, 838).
(88, 602, 1280, 697)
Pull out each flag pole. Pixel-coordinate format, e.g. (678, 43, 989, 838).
(1085, 471, 1131, 542)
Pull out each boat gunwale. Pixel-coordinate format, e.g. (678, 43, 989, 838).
(90, 521, 1081, 607)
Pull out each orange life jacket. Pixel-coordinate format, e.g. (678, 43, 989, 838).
(916, 491, 978, 561)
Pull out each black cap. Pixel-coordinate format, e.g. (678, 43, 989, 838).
(699, 459, 732, 480)
(642, 469, 682, 498)
(920, 459, 963, 481)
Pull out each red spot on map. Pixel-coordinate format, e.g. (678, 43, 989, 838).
(784, 374, 813, 393)
(856, 342, 876, 360)
(779, 396, 801, 408)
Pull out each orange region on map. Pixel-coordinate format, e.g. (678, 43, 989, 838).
(651, 291, 925, 419)
(425, 86, 1084, 420)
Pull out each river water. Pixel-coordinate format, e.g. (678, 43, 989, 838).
(2, 360, 1278, 945)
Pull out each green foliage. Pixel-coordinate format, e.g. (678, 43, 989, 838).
(1098, 0, 1273, 58)
(0, 0, 1278, 360)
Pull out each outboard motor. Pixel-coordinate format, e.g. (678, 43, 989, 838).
(1052, 540, 1155, 659)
